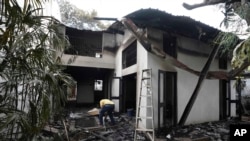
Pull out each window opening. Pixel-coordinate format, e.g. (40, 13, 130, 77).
(94, 80, 103, 91)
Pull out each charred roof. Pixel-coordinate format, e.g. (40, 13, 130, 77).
(108, 8, 220, 43)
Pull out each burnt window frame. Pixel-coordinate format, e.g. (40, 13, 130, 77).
(122, 41, 137, 69)
(163, 34, 177, 58)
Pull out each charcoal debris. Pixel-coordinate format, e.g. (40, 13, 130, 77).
(162, 118, 250, 141)
(38, 106, 250, 141)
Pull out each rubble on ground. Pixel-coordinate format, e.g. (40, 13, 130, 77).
(67, 112, 149, 141)
(40, 107, 149, 141)
(39, 107, 250, 141)
(158, 117, 250, 141)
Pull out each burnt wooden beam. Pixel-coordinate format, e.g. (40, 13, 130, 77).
(178, 43, 220, 126)
(93, 17, 118, 21)
(122, 18, 154, 53)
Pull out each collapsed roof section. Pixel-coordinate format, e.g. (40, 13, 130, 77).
(108, 8, 220, 43)
(107, 8, 247, 79)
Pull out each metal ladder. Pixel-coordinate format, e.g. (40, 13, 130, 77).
(134, 69, 155, 141)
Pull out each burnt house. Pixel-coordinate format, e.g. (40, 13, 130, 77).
(61, 8, 238, 129)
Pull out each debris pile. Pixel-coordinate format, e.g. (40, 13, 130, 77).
(159, 118, 250, 141)
(38, 109, 144, 140)
(38, 106, 250, 141)
(68, 114, 150, 141)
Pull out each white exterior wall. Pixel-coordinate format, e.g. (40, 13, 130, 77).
(136, 41, 149, 128)
(176, 36, 221, 124)
(177, 52, 220, 124)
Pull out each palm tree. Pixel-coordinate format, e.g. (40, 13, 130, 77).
(0, 0, 75, 140)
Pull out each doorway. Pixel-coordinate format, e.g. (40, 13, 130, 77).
(158, 70, 177, 128)
(122, 73, 136, 113)
(219, 80, 228, 120)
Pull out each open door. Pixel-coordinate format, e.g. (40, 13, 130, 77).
(122, 73, 136, 113)
(158, 70, 177, 128)
(219, 80, 227, 120)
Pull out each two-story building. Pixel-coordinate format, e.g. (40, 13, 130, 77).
(61, 8, 237, 128)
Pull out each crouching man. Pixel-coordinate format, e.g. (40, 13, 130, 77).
(99, 99, 115, 126)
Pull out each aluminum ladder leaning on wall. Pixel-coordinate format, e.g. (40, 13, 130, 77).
(134, 68, 155, 141)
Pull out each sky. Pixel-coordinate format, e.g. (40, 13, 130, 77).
(67, 0, 226, 29)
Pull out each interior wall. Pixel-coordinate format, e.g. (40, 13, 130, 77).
(77, 81, 94, 104)
(64, 67, 112, 106)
